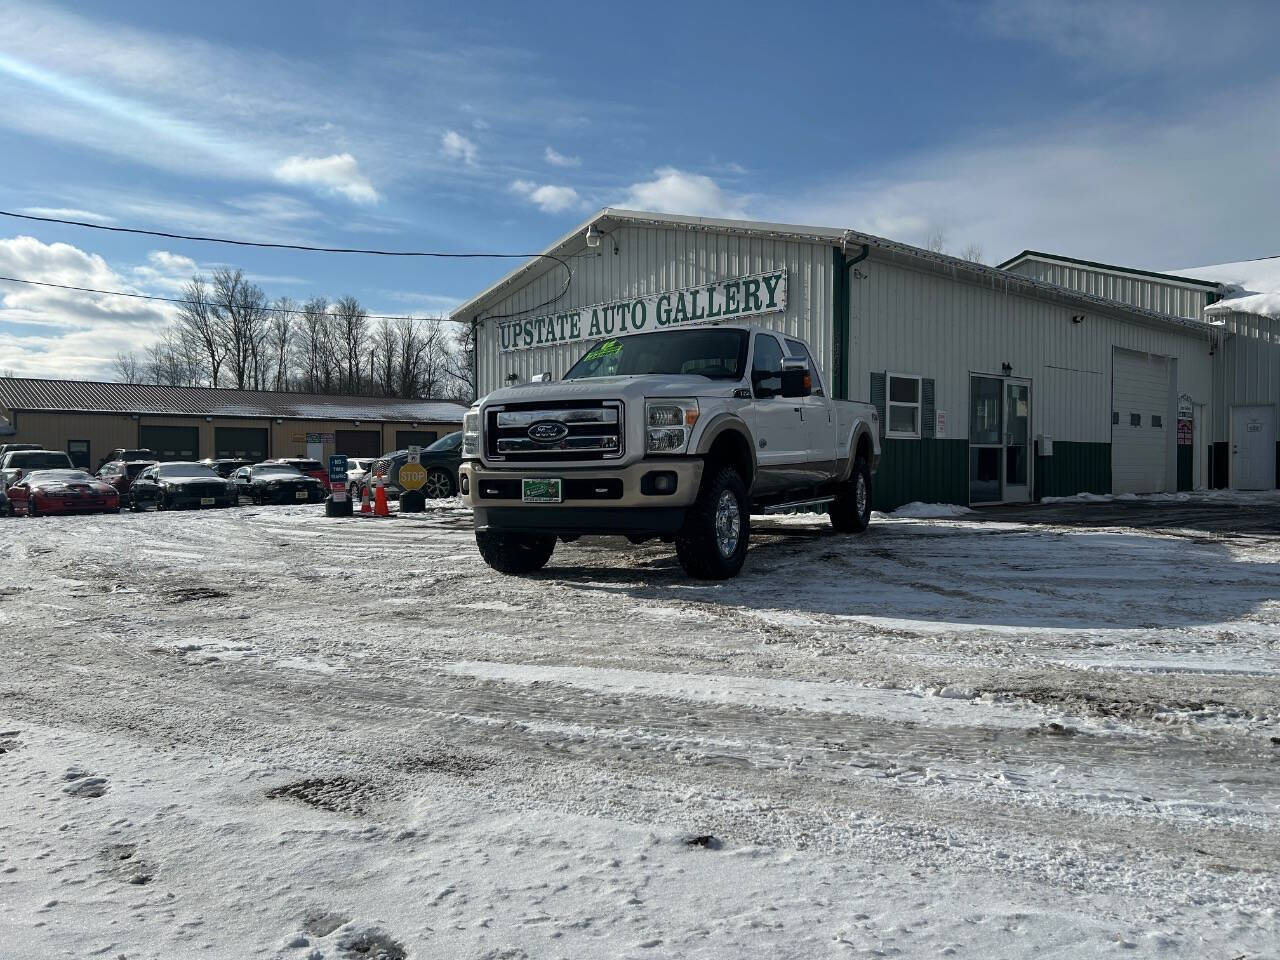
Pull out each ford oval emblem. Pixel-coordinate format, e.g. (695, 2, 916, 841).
(528, 420, 569, 443)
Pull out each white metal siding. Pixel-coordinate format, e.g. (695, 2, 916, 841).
(1213, 311, 1280, 444)
(848, 257, 1213, 451)
(473, 225, 834, 395)
(1005, 260, 1211, 321)
(1112, 348, 1172, 494)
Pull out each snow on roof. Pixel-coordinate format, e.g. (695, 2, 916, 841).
(1167, 256, 1280, 318)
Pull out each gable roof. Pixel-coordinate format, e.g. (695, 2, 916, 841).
(449, 208, 1214, 337)
(996, 249, 1224, 291)
(0, 378, 468, 423)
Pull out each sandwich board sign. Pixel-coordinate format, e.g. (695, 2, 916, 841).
(328, 455, 348, 500)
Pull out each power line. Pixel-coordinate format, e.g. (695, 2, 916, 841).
(0, 207, 575, 320)
(0, 274, 465, 323)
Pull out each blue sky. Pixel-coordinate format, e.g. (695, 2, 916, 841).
(1, 0, 1277, 379)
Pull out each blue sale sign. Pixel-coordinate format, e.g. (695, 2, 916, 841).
(328, 455, 348, 485)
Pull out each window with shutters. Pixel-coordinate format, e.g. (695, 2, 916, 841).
(887, 373, 922, 439)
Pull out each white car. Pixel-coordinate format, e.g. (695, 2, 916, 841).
(345, 458, 377, 496)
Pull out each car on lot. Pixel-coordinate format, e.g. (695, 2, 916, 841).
(199, 457, 255, 478)
(262, 457, 329, 486)
(129, 462, 240, 511)
(96, 447, 156, 470)
(362, 432, 464, 501)
(6, 469, 121, 516)
(232, 463, 328, 505)
(95, 459, 158, 506)
(0, 442, 43, 459)
(0, 484, 9, 517)
(459, 325, 879, 579)
(2, 449, 75, 489)
(344, 457, 377, 497)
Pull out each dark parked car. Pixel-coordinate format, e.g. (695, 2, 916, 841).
(364, 432, 463, 500)
(130, 462, 239, 511)
(6, 469, 121, 516)
(2, 449, 75, 489)
(199, 458, 255, 478)
(232, 463, 328, 505)
(262, 458, 329, 486)
(97, 447, 156, 470)
(95, 459, 157, 506)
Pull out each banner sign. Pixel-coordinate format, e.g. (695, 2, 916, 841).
(495, 270, 788, 354)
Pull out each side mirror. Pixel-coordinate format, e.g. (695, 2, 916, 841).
(781, 359, 811, 398)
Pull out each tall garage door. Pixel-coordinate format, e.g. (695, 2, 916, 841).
(335, 429, 381, 458)
(140, 425, 199, 461)
(1112, 348, 1171, 494)
(215, 427, 268, 461)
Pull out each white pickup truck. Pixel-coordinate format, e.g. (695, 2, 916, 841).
(459, 323, 880, 579)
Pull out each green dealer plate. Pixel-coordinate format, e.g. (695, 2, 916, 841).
(522, 478, 562, 503)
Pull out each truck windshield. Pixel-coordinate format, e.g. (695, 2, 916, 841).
(563, 328, 749, 381)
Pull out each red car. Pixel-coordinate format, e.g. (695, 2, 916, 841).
(263, 458, 329, 487)
(95, 459, 158, 507)
(8, 469, 121, 516)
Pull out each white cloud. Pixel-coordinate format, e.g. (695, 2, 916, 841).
(441, 130, 478, 166)
(772, 78, 1280, 268)
(129, 250, 198, 293)
(544, 146, 581, 168)
(619, 167, 749, 220)
(273, 153, 380, 204)
(17, 206, 116, 224)
(509, 180, 582, 214)
(0, 235, 175, 378)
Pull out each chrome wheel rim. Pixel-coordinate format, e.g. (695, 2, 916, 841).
(856, 473, 868, 516)
(714, 489, 741, 558)
(423, 470, 451, 499)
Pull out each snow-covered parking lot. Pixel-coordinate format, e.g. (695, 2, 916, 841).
(1, 495, 1277, 959)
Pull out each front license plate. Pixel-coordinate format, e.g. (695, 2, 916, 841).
(522, 478, 562, 503)
(295, 490, 309, 500)
(200, 497, 215, 506)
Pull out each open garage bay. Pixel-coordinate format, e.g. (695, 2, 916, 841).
(1, 498, 1277, 957)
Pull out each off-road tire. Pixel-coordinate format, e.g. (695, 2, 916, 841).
(475, 530, 556, 575)
(830, 455, 872, 533)
(675, 463, 750, 580)
(399, 490, 426, 513)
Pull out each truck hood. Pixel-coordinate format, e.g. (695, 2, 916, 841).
(480, 375, 741, 407)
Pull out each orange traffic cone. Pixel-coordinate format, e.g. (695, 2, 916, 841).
(360, 481, 372, 513)
(374, 474, 390, 517)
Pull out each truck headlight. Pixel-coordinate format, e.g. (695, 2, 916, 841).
(646, 399, 699, 455)
(463, 409, 480, 457)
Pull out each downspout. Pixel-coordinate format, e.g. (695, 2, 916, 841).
(832, 238, 870, 401)
(470, 314, 481, 403)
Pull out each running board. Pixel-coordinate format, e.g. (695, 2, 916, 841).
(758, 496, 835, 514)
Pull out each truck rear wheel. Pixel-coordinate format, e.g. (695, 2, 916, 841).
(675, 464, 750, 579)
(476, 530, 556, 574)
(830, 455, 872, 533)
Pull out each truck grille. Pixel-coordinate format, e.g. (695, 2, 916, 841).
(487, 400, 623, 462)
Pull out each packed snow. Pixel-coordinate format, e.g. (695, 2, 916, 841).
(0, 494, 1277, 958)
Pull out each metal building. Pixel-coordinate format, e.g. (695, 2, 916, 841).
(1001, 251, 1279, 491)
(452, 210, 1221, 510)
(0, 378, 467, 468)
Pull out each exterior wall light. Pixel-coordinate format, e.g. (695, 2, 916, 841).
(584, 224, 618, 254)
(1001, 362, 1013, 376)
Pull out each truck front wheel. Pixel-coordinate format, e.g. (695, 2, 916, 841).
(830, 455, 872, 533)
(675, 464, 750, 579)
(476, 530, 556, 575)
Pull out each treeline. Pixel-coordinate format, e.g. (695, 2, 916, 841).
(113, 267, 474, 401)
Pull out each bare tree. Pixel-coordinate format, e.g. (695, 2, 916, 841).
(295, 297, 332, 393)
(924, 227, 946, 254)
(444, 321, 477, 403)
(146, 327, 204, 386)
(112, 351, 142, 383)
(174, 275, 225, 387)
(265, 297, 295, 391)
(370, 317, 397, 395)
(211, 268, 270, 390)
(333, 295, 369, 393)
(960, 242, 985, 264)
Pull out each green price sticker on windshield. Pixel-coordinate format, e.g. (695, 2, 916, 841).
(584, 339, 622, 362)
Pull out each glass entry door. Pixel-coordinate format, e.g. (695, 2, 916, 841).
(969, 375, 1032, 504)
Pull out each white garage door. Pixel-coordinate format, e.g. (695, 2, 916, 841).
(1112, 348, 1171, 494)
